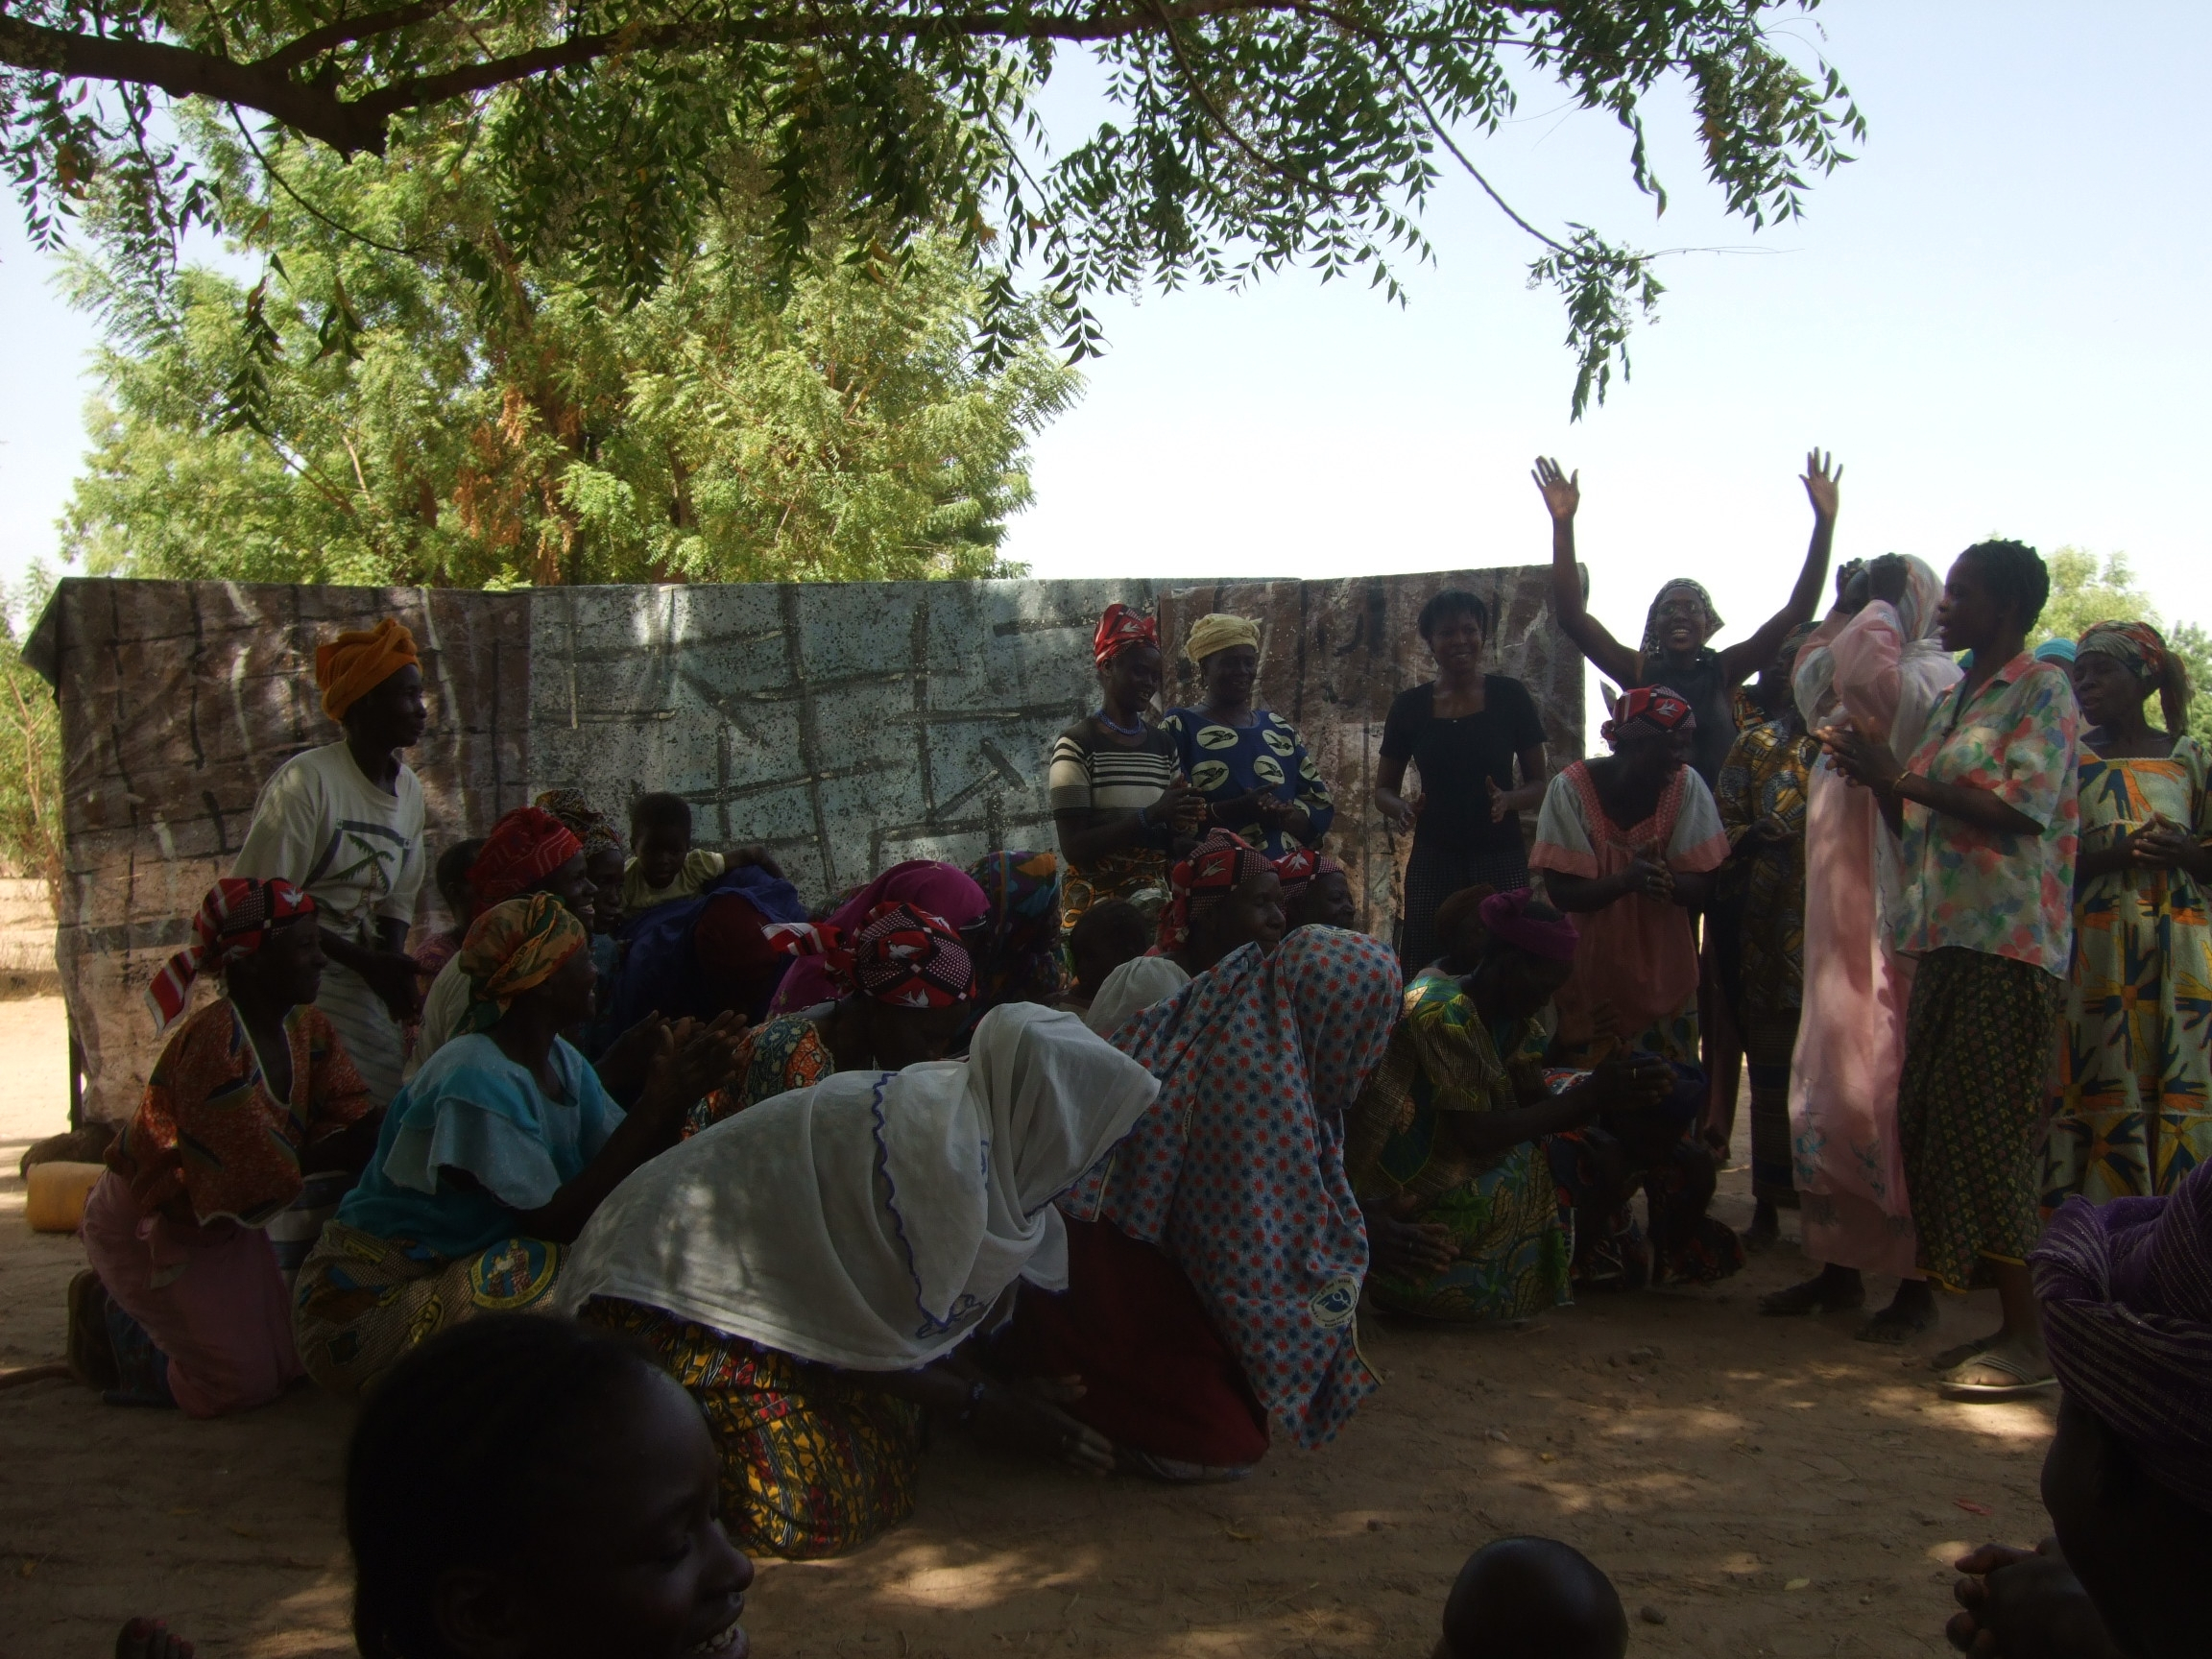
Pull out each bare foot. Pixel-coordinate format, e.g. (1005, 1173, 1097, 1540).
(116, 1617, 195, 1658)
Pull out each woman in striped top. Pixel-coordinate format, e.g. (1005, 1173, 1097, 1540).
(1049, 606, 1206, 933)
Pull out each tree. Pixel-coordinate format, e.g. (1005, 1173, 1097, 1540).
(0, 575, 63, 900)
(3, 0, 1864, 417)
(2032, 547, 2212, 748)
(60, 111, 1079, 586)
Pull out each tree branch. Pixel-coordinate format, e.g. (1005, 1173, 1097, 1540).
(250, 0, 466, 76)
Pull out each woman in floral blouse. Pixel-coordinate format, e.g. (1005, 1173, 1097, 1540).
(1825, 541, 2079, 1402)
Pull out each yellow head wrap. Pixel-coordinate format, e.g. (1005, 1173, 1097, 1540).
(315, 618, 420, 721)
(459, 893, 588, 1033)
(1183, 613, 1262, 665)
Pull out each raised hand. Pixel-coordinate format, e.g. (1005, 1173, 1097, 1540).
(1531, 456, 1580, 522)
(1867, 552, 1911, 607)
(1801, 448, 1843, 521)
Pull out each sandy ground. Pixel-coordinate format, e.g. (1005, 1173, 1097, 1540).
(0, 993, 2054, 1658)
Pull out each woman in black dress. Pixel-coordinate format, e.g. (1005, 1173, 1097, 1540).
(1374, 590, 1551, 975)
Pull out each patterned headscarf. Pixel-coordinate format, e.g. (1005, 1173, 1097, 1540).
(1158, 828, 1277, 954)
(315, 618, 419, 721)
(769, 860, 988, 1017)
(1273, 847, 1347, 907)
(965, 851, 1067, 1013)
(533, 788, 623, 860)
(1093, 605, 1160, 668)
(1184, 613, 1262, 665)
(459, 893, 589, 1034)
(2033, 1158, 2212, 1513)
(469, 806, 584, 906)
(1064, 928, 1404, 1447)
(2077, 620, 2168, 687)
(1599, 685, 1695, 749)
(147, 878, 316, 1035)
(827, 902, 975, 1009)
(1478, 888, 1579, 963)
(1639, 580, 1724, 658)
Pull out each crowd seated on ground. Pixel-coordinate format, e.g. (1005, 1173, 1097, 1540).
(62, 514, 2212, 1654)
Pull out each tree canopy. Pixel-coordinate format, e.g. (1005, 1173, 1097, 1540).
(60, 109, 1078, 587)
(5, 0, 1863, 415)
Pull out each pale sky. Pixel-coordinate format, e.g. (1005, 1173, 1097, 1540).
(5, 0, 2208, 675)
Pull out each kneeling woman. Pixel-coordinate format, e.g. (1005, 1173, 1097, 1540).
(76, 878, 381, 1414)
(1012, 926, 1403, 1478)
(554, 1002, 1160, 1559)
(686, 901, 977, 1128)
(294, 894, 735, 1395)
(1347, 890, 1674, 1323)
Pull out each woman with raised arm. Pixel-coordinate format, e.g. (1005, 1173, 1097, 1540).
(1532, 452, 1841, 787)
(1823, 541, 2079, 1400)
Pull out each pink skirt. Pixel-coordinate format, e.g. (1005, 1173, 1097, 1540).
(81, 1171, 304, 1417)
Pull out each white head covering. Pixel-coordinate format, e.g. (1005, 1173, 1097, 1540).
(1082, 954, 1191, 1039)
(553, 1003, 1160, 1370)
(1794, 555, 1947, 733)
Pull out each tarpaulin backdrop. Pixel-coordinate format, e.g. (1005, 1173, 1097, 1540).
(27, 571, 1581, 1121)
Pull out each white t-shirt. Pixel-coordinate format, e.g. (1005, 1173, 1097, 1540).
(405, 954, 470, 1082)
(233, 741, 426, 1106)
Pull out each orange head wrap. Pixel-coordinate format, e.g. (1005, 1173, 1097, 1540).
(316, 619, 420, 722)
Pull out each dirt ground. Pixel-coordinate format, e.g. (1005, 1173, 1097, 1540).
(0, 993, 2053, 1658)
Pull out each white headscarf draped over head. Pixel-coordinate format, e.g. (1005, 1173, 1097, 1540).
(553, 1003, 1159, 1370)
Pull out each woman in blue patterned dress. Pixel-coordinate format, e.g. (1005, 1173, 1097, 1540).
(1162, 613, 1335, 857)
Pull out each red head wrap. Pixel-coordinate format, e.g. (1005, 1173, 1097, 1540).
(147, 878, 316, 1034)
(827, 902, 975, 1009)
(1158, 829, 1276, 953)
(1093, 604, 1160, 668)
(1272, 848, 1345, 906)
(1477, 889, 1580, 963)
(469, 806, 585, 906)
(1599, 685, 1695, 749)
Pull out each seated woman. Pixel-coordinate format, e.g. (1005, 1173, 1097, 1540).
(687, 901, 976, 1128)
(293, 894, 737, 1396)
(1064, 898, 1150, 1022)
(1009, 927, 1403, 1479)
(610, 859, 811, 1038)
(767, 858, 986, 1015)
(73, 878, 381, 1415)
(1279, 850, 1358, 931)
(1082, 829, 1287, 1039)
(555, 1002, 1158, 1559)
(1346, 889, 1674, 1322)
(963, 850, 1068, 1027)
(1943, 1157, 2212, 1659)
(1529, 685, 1730, 1065)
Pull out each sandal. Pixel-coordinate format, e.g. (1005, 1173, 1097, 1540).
(1930, 1334, 2002, 1371)
(1936, 1347, 2057, 1401)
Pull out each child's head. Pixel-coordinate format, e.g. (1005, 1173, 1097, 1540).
(630, 793, 695, 892)
(348, 1314, 753, 1659)
(436, 839, 486, 932)
(1435, 1537, 1627, 1659)
(1069, 899, 1150, 999)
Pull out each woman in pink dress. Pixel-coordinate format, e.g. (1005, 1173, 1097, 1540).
(1761, 554, 1960, 1338)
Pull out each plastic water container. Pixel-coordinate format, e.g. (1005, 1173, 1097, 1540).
(24, 1161, 106, 1233)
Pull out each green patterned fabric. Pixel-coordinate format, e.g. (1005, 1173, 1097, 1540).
(1347, 972, 1572, 1322)
(1898, 947, 2066, 1291)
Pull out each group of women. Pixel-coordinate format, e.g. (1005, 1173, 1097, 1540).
(63, 458, 2212, 1575)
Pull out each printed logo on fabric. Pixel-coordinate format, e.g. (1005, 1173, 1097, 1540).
(1310, 1277, 1358, 1328)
